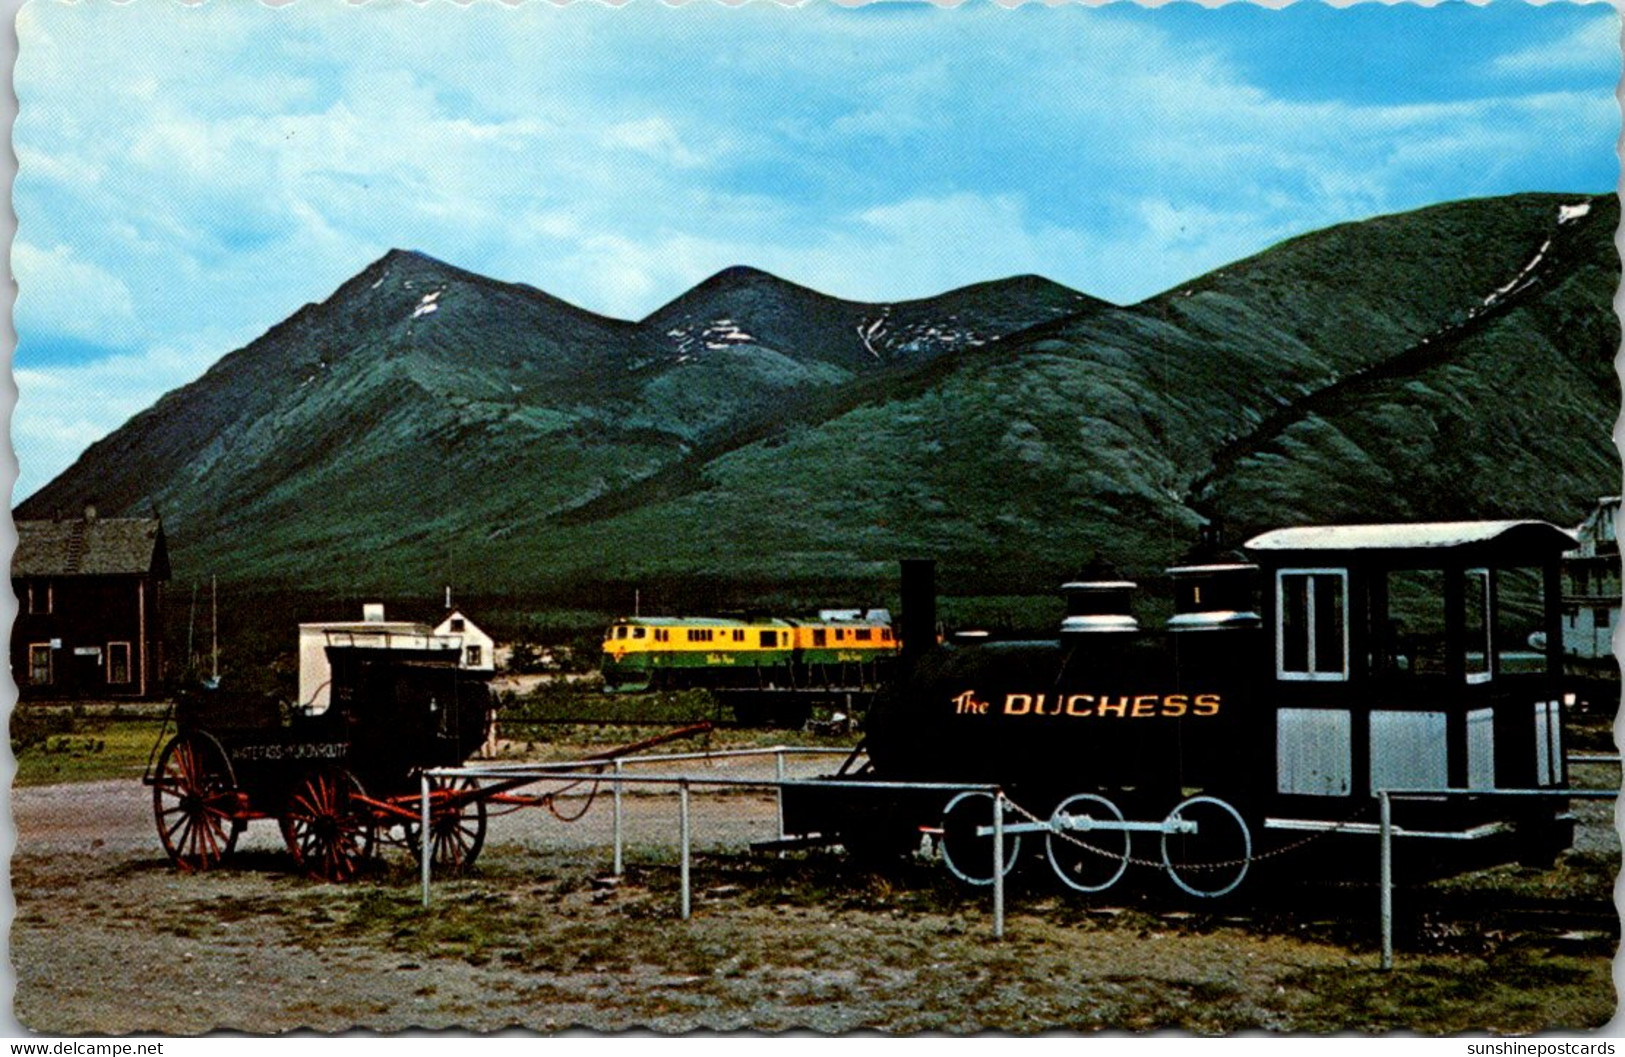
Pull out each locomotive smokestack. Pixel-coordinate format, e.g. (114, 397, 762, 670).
(900, 559, 936, 660)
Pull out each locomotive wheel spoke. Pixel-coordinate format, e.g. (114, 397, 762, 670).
(1045, 793, 1130, 894)
(152, 733, 240, 873)
(279, 767, 377, 883)
(1160, 795, 1252, 899)
(939, 791, 1021, 887)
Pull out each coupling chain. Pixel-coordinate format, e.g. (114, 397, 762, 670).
(1002, 794, 1375, 873)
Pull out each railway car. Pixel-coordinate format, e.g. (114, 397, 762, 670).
(599, 612, 898, 693)
(780, 519, 1582, 896)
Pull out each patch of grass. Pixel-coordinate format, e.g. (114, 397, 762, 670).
(116, 831, 1618, 1034)
(1278, 949, 1614, 1033)
(13, 716, 169, 786)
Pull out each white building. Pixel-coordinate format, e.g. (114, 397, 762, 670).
(297, 604, 494, 711)
(1561, 496, 1620, 661)
(434, 608, 496, 673)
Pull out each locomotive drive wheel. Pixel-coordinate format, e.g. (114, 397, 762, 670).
(939, 791, 1022, 887)
(152, 732, 241, 872)
(279, 767, 377, 882)
(1045, 793, 1130, 894)
(1160, 795, 1252, 899)
(404, 776, 487, 874)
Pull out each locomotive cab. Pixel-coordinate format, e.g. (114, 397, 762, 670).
(1245, 519, 1579, 870)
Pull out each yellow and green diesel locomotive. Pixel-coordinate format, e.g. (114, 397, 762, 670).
(600, 612, 899, 693)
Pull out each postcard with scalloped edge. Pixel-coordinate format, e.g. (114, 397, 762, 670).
(10, 0, 1620, 1037)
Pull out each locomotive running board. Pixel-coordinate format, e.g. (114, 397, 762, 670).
(1264, 817, 1514, 841)
(750, 834, 842, 852)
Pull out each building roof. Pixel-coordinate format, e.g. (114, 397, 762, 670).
(1244, 520, 1576, 556)
(13, 516, 170, 579)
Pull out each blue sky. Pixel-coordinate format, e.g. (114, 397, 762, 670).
(11, 0, 1620, 503)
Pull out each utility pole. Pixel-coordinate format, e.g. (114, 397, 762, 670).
(210, 575, 219, 683)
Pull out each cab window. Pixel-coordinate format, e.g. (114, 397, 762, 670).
(1277, 569, 1348, 681)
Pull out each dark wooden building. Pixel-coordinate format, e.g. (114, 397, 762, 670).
(12, 508, 171, 699)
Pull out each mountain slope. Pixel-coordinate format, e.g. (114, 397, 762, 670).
(18, 249, 1105, 591)
(471, 192, 1617, 592)
(18, 193, 1618, 603)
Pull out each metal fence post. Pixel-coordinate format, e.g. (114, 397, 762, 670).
(1380, 791, 1393, 971)
(679, 778, 692, 921)
(613, 758, 625, 876)
(993, 789, 1006, 940)
(419, 771, 433, 907)
(775, 749, 787, 858)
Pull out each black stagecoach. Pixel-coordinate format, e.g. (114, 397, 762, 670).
(144, 641, 494, 880)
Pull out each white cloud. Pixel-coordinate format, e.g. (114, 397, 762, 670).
(603, 117, 709, 168)
(1492, 15, 1620, 75)
(12, 329, 246, 502)
(12, 243, 138, 344)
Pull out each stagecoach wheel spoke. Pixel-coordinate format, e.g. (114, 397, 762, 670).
(1045, 793, 1130, 894)
(152, 732, 240, 872)
(406, 776, 487, 874)
(279, 767, 377, 883)
(1160, 795, 1252, 899)
(939, 791, 1021, 887)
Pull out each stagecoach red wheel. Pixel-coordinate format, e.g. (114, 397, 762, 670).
(279, 766, 377, 882)
(152, 732, 241, 871)
(405, 776, 487, 874)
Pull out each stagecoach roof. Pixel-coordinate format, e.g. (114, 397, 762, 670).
(1244, 519, 1577, 556)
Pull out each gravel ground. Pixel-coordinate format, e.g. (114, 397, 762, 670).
(10, 767, 1621, 1035)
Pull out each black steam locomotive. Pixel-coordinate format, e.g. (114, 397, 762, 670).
(780, 519, 1580, 896)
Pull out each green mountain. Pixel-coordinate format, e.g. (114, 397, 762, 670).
(19, 192, 1619, 614)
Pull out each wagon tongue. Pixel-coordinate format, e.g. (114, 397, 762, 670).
(584, 722, 715, 762)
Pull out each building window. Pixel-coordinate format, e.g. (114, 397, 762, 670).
(449, 618, 466, 633)
(107, 642, 132, 685)
(1598, 607, 1613, 630)
(25, 582, 52, 615)
(1276, 569, 1348, 681)
(28, 644, 51, 686)
(1463, 568, 1492, 684)
(465, 645, 483, 667)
